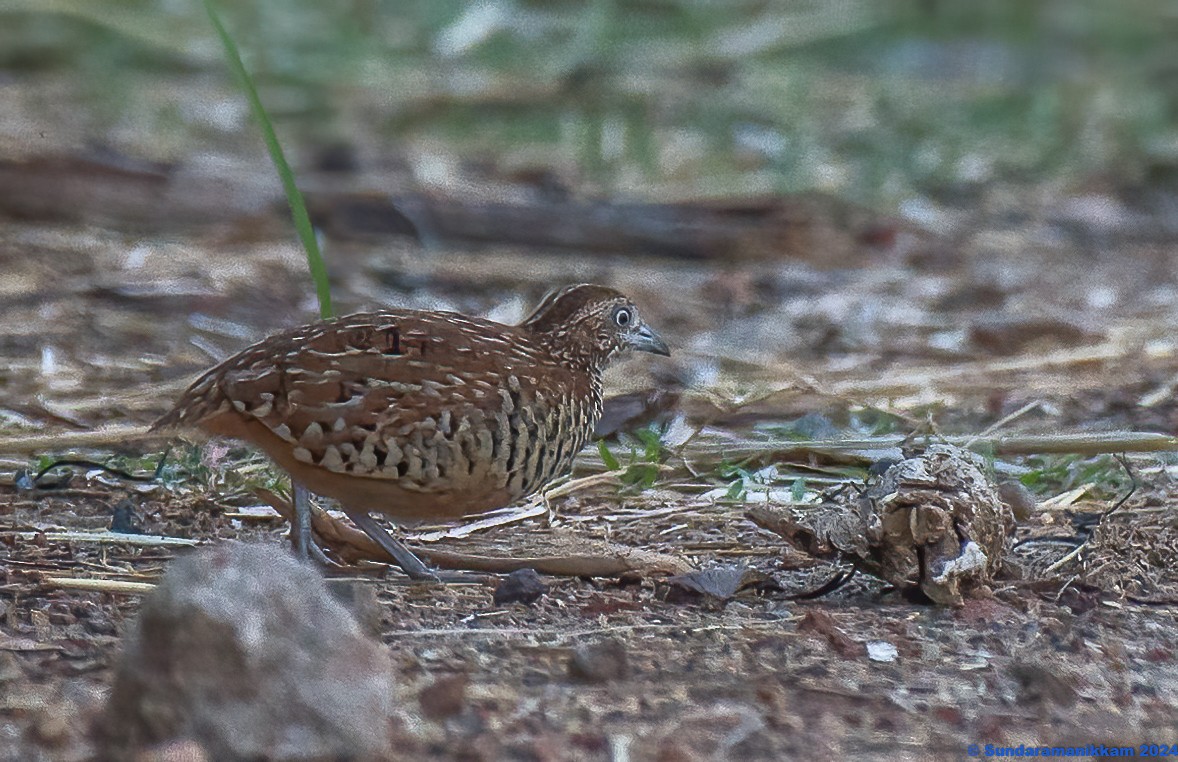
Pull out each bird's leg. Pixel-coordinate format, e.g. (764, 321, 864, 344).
(289, 484, 341, 567)
(291, 483, 314, 561)
(343, 509, 440, 581)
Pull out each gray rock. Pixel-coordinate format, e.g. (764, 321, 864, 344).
(99, 542, 396, 761)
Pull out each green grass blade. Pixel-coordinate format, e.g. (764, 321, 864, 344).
(597, 439, 621, 471)
(203, 0, 333, 319)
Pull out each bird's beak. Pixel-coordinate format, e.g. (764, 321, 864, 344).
(630, 324, 671, 356)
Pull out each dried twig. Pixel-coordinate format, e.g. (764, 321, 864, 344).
(0, 425, 158, 454)
(43, 577, 156, 594)
(1043, 543, 1088, 574)
(685, 431, 1178, 462)
(964, 399, 1042, 445)
(8, 530, 198, 547)
(1042, 455, 1138, 573)
(409, 502, 549, 542)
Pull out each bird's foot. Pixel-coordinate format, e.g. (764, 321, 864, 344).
(344, 508, 453, 582)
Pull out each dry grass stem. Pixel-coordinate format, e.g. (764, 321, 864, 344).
(825, 342, 1131, 398)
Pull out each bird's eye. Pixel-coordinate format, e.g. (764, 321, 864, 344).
(613, 307, 632, 327)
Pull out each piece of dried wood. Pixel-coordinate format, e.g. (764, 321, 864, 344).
(254, 487, 690, 577)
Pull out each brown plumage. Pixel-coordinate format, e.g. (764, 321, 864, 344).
(153, 284, 670, 577)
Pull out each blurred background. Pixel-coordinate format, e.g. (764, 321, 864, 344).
(1, 0, 1176, 430)
(2, 0, 1175, 204)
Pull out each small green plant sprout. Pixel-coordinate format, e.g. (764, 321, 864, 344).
(596, 425, 668, 491)
(714, 462, 808, 504)
(151, 443, 213, 490)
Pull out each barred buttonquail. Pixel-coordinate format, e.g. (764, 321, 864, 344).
(152, 284, 670, 578)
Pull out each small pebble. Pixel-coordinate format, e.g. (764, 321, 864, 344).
(110, 499, 144, 534)
(493, 568, 546, 605)
(797, 609, 863, 658)
(84, 611, 118, 636)
(31, 708, 71, 747)
(568, 638, 629, 683)
(0, 652, 22, 682)
(998, 481, 1037, 521)
(418, 673, 468, 721)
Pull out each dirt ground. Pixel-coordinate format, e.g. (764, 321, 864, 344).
(3, 158, 1178, 760)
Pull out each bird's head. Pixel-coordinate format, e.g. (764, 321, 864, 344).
(521, 284, 670, 369)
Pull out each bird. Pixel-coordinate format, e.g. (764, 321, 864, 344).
(152, 284, 671, 579)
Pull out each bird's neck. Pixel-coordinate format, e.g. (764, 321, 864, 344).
(531, 326, 607, 375)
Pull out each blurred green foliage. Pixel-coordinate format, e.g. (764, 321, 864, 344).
(0, 0, 1174, 204)
(1018, 452, 1136, 497)
(204, 0, 333, 317)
